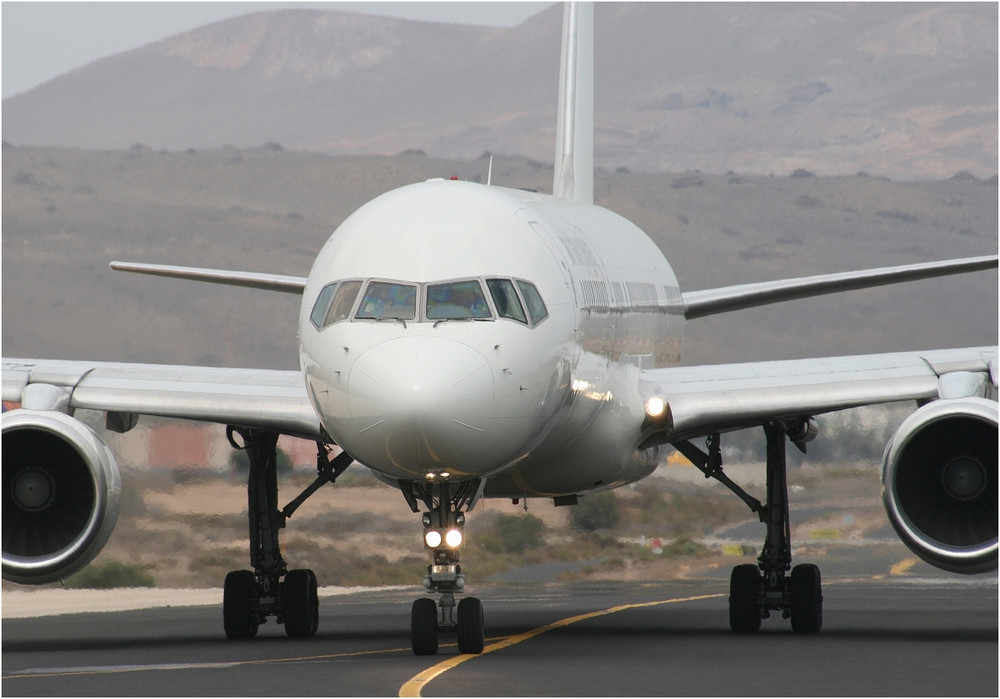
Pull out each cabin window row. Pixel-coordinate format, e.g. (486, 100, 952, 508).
(578, 279, 672, 309)
(310, 278, 548, 329)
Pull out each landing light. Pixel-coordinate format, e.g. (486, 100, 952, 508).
(424, 528, 464, 549)
(445, 529, 463, 548)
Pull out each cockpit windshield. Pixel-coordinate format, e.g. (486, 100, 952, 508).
(356, 281, 417, 320)
(427, 280, 492, 320)
(311, 276, 547, 328)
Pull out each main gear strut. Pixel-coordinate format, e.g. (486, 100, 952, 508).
(222, 428, 352, 639)
(673, 421, 822, 633)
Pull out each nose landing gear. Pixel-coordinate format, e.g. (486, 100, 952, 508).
(403, 479, 486, 655)
(410, 553, 485, 656)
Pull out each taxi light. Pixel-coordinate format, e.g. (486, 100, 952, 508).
(645, 396, 666, 417)
(424, 530, 443, 548)
(445, 529, 463, 548)
(641, 396, 673, 434)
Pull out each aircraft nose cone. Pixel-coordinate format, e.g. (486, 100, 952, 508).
(346, 336, 494, 476)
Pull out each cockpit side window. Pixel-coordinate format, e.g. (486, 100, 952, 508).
(486, 278, 527, 324)
(516, 280, 548, 324)
(356, 281, 417, 320)
(325, 279, 362, 326)
(427, 280, 492, 320)
(309, 282, 337, 329)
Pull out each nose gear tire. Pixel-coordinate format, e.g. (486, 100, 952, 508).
(457, 596, 485, 654)
(411, 598, 439, 655)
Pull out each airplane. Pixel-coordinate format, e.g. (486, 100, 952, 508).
(2, 3, 997, 656)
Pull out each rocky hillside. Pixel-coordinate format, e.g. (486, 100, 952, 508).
(3, 3, 996, 179)
(2, 145, 995, 369)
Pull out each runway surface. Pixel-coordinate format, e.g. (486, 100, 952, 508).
(3, 576, 996, 696)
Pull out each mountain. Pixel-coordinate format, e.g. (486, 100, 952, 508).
(3, 3, 996, 179)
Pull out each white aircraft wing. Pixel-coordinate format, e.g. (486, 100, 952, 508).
(681, 255, 997, 320)
(2, 359, 322, 440)
(638, 346, 997, 446)
(108, 261, 307, 294)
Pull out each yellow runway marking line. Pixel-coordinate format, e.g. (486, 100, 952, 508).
(890, 557, 919, 576)
(399, 593, 724, 697)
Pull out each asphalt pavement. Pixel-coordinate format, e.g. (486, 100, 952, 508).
(3, 576, 996, 696)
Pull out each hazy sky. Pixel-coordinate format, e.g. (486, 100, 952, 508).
(1, 2, 553, 99)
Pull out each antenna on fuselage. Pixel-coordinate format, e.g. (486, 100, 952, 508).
(487, 154, 494, 186)
(552, 2, 594, 204)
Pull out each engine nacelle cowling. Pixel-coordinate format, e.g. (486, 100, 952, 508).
(2, 409, 122, 584)
(882, 398, 997, 574)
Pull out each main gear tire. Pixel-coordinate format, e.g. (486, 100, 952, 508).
(223, 570, 259, 640)
(790, 563, 823, 634)
(729, 564, 761, 633)
(283, 568, 319, 638)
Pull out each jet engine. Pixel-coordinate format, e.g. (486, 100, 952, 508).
(2, 409, 122, 584)
(882, 398, 997, 574)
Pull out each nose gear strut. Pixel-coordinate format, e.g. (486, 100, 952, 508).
(402, 479, 486, 655)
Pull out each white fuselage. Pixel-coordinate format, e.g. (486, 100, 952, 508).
(299, 179, 684, 497)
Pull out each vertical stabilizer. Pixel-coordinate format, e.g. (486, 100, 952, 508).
(553, 2, 594, 204)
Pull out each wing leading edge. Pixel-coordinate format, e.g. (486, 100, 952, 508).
(2, 359, 322, 440)
(638, 346, 997, 446)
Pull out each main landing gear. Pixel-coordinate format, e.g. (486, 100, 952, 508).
(674, 421, 823, 634)
(401, 479, 485, 655)
(222, 428, 352, 640)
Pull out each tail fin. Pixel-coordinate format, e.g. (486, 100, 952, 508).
(553, 2, 594, 204)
